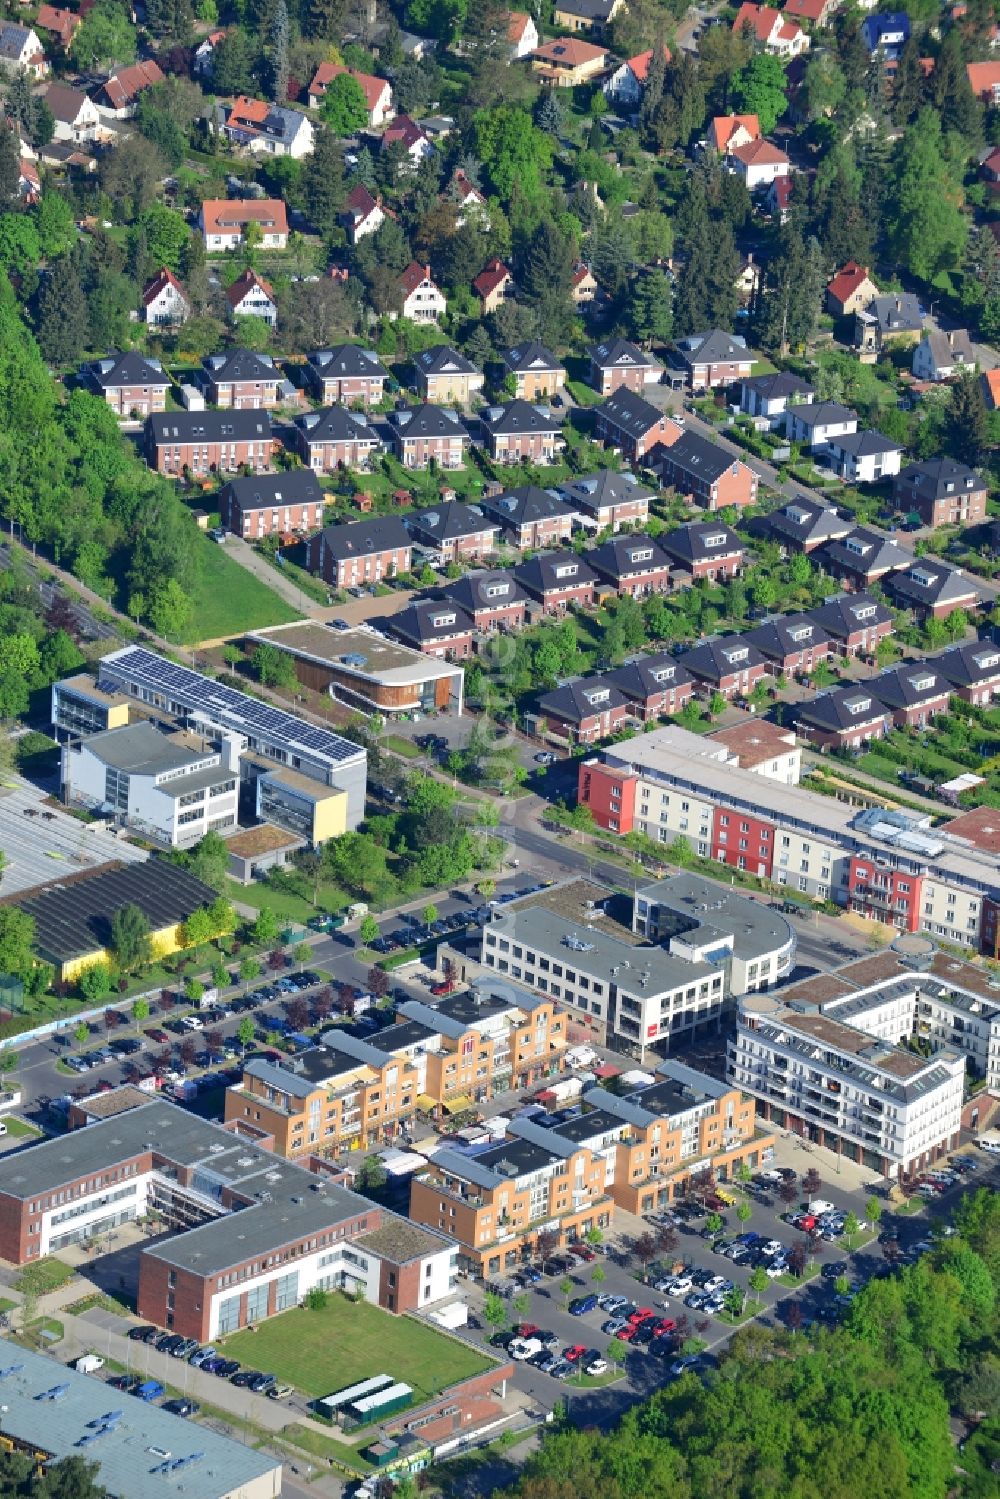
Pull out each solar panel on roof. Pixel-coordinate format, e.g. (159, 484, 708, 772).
(99, 648, 362, 766)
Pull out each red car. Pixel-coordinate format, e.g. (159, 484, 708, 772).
(629, 1308, 655, 1323)
(145, 1028, 170, 1043)
(616, 1324, 641, 1341)
(513, 1323, 540, 1338)
(431, 980, 458, 996)
(652, 1318, 676, 1336)
(563, 1345, 587, 1362)
(568, 1244, 596, 1262)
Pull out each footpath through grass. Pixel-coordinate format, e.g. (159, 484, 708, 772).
(180, 535, 299, 644)
(220, 1298, 492, 1404)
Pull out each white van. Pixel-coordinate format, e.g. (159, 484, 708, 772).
(74, 1354, 104, 1374)
(808, 1199, 835, 1216)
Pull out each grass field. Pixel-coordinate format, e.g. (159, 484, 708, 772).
(220, 1298, 493, 1404)
(222, 875, 348, 923)
(17, 1259, 77, 1295)
(2, 1117, 40, 1138)
(180, 535, 299, 644)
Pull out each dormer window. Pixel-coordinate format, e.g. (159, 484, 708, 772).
(846, 698, 872, 716)
(854, 605, 876, 620)
(704, 533, 726, 548)
(629, 549, 654, 563)
(553, 564, 578, 579)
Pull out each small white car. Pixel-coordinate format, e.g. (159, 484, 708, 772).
(181, 1015, 204, 1031)
(509, 1337, 543, 1361)
(584, 1357, 608, 1377)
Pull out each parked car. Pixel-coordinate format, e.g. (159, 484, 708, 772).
(568, 1295, 598, 1316)
(162, 1398, 199, 1417)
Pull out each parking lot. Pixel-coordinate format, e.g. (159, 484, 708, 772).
(451, 1145, 998, 1415)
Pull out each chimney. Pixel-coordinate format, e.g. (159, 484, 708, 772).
(895, 298, 901, 311)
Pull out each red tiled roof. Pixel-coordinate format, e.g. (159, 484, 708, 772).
(200, 198, 288, 236)
(226, 95, 270, 127)
(967, 61, 1000, 97)
(345, 182, 380, 221)
(399, 261, 435, 295)
(982, 368, 1000, 409)
(627, 45, 671, 81)
(532, 37, 607, 66)
(709, 114, 760, 152)
(733, 3, 780, 43)
(572, 262, 596, 286)
(783, 0, 825, 19)
(382, 113, 426, 149)
(826, 261, 873, 303)
(308, 62, 389, 115)
(474, 258, 511, 298)
(101, 59, 165, 110)
(35, 5, 79, 43)
(731, 137, 788, 166)
(508, 10, 533, 42)
(142, 267, 187, 307)
(226, 268, 275, 310)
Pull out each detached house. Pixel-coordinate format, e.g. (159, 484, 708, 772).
(797, 687, 890, 751)
(732, 2, 810, 56)
(387, 404, 470, 469)
(825, 262, 879, 319)
(35, 7, 81, 49)
(406, 502, 498, 562)
(553, 0, 626, 35)
(730, 137, 790, 189)
(588, 535, 671, 597)
(937, 640, 1000, 705)
(767, 498, 851, 553)
(145, 411, 274, 477)
(217, 96, 314, 158)
(507, 11, 539, 58)
(887, 560, 980, 621)
(682, 636, 770, 700)
(743, 614, 831, 676)
(226, 269, 277, 326)
(473, 258, 513, 314)
(861, 11, 910, 57)
(558, 470, 653, 532)
(307, 64, 394, 126)
(655, 431, 759, 511)
(810, 592, 895, 658)
(398, 262, 446, 323)
(709, 113, 759, 154)
(142, 268, 190, 327)
(784, 400, 858, 448)
(220, 471, 324, 541)
(824, 429, 902, 484)
(95, 59, 165, 116)
(967, 60, 1000, 104)
(514, 551, 598, 614)
(855, 293, 923, 359)
(537, 678, 632, 744)
(387, 598, 475, 660)
(0, 23, 46, 77)
(532, 36, 610, 86)
(604, 46, 672, 112)
(502, 341, 567, 401)
(571, 262, 599, 303)
(443, 571, 529, 632)
(820, 525, 910, 589)
(594, 389, 680, 463)
(604, 653, 695, 720)
(203, 350, 286, 409)
(294, 407, 381, 472)
(341, 184, 385, 243)
(413, 346, 484, 404)
(87, 352, 168, 418)
(784, 0, 838, 23)
(199, 199, 288, 250)
(912, 329, 976, 382)
(480, 401, 564, 464)
(480, 485, 579, 549)
(306, 516, 412, 590)
(589, 337, 663, 395)
(304, 346, 387, 406)
(660, 521, 745, 580)
(381, 114, 434, 165)
(893, 458, 987, 529)
(739, 372, 814, 425)
(675, 329, 755, 390)
(43, 83, 100, 142)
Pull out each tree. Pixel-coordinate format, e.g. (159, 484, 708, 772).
(559, 1275, 574, 1309)
(269, 0, 290, 103)
(865, 1196, 883, 1230)
(79, 964, 113, 1004)
(843, 1211, 860, 1251)
(519, 219, 576, 347)
(535, 90, 562, 135)
(483, 1290, 508, 1333)
(632, 1232, 658, 1281)
(355, 1153, 387, 1192)
(236, 1014, 256, 1052)
(472, 105, 554, 202)
(0, 123, 20, 208)
(74, 1021, 90, 1045)
(321, 72, 370, 135)
(591, 1262, 606, 1289)
(422, 903, 439, 926)
(406, 0, 468, 43)
(35, 256, 89, 365)
(801, 51, 847, 122)
(212, 28, 255, 95)
(748, 1265, 768, 1304)
(535, 1228, 559, 1271)
(736, 1200, 752, 1229)
(184, 977, 204, 1006)
(786, 1241, 807, 1279)
(367, 964, 390, 999)
(109, 904, 151, 973)
(251, 908, 280, 947)
(511, 1292, 530, 1324)
(802, 1166, 822, 1200)
(359, 913, 380, 948)
(945, 372, 988, 466)
(255, 642, 297, 688)
(705, 1212, 724, 1238)
(629, 268, 672, 347)
(72, 0, 136, 69)
(886, 110, 968, 283)
(731, 53, 788, 135)
(656, 1222, 678, 1260)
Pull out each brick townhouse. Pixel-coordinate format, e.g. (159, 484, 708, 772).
(145, 410, 274, 477)
(387, 597, 476, 660)
(558, 470, 653, 531)
(294, 406, 382, 472)
(659, 521, 745, 580)
(892, 458, 988, 529)
(442, 571, 529, 632)
(220, 470, 325, 539)
(654, 430, 758, 510)
(479, 400, 565, 463)
(405, 501, 498, 562)
(387, 405, 471, 469)
(682, 635, 770, 700)
(588, 336, 663, 395)
(501, 340, 567, 400)
(742, 613, 831, 677)
(480, 485, 580, 549)
(810, 592, 895, 658)
(796, 686, 891, 751)
(304, 345, 388, 406)
(873, 663, 951, 729)
(203, 350, 285, 409)
(594, 388, 681, 463)
(513, 550, 598, 613)
(766, 497, 852, 553)
(588, 534, 671, 596)
(674, 328, 755, 390)
(307, 515, 412, 589)
(604, 653, 695, 719)
(936, 639, 1000, 705)
(537, 677, 633, 743)
(86, 351, 168, 417)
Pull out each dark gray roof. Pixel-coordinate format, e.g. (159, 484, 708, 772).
(557, 470, 654, 516)
(681, 635, 768, 681)
(821, 527, 910, 576)
(872, 663, 951, 710)
(17, 860, 217, 965)
(502, 339, 563, 374)
(588, 534, 670, 581)
(555, 0, 618, 16)
(296, 406, 380, 445)
(414, 344, 480, 378)
(894, 458, 984, 501)
(220, 470, 322, 510)
(936, 640, 1000, 688)
(743, 613, 830, 663)
(387, 597, 475, 646)
(826, 428, 902, 457)
(317, 515, 410, 561)
(147, 410, 273, 443)
(862, 293, 923, 332)
(659, 520, 743, 566)
(407, 500, 497, 545)
(595, 387, 665, 437)
(797, 686, 891, 732)
(387, 403, 470, 441)
(307, 344, 387, 380)
(203, 349, 279, 383)
(538, 677, 630, 726)
(786, 400, 857, 429)
(481, 484, 578, 528)
(588, 336, 661, 370)
(604, 652, 694, 701)
(768, 499, 851, 548)
(888, 561, 979, 609)
(442, 570, 529, 612)
(740, 372, 814, 401)
(676, 328, 750, 366)
(809, 591, 894, 638)
(480, 399, 561, 436)
(656, 428, 741, 482)
(513, 550, 598, 596)
(89, 351, 165, 388)
(74, 721, 215, 779)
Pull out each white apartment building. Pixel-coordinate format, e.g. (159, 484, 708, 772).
(631, 872, 796, 995)
(728, 989, 965, 1177)
(61, 719, 238, 847)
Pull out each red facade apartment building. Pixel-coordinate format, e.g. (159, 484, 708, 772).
(307, 516, 412, 589)
(145, 411, 274, 477)
(87, 352, 168, 417)
(594, 389, 681, 463)
(711, 806, 774, 879)
(847, 858, 922, 932)
(512, 551, 598, 614)
(219, 470, 324, 539)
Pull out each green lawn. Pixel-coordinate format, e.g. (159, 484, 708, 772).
(17, 1259, 77, 1295)
(220, 1298, 493, 1404)
(179, 535, 300, 644)
(382, 734, 422, 759)
(2, 1117, 40, 1138)
(222, 875, 348, 924)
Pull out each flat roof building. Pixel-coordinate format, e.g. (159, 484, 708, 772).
(0, 1345, 281, 1499)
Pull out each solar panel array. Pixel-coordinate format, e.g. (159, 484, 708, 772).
(99, 647, 363, 767)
